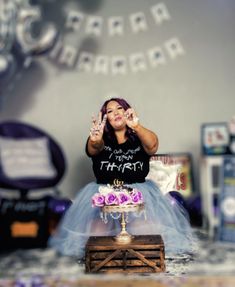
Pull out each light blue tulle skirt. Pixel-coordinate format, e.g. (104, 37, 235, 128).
(49, 180, 198, 259)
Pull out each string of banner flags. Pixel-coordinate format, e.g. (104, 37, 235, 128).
(49, 37, 185, 74)
(49, 2, 186, 74)
(64, 2, 171, 36)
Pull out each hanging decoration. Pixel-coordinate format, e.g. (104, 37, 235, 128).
(65, 10, 84, 32)
(77, 51, 94, 72)
(85, 16, 103, 36)
(111, 56, 127, 75)
(151, 2, 171, 25)
(63, 2, 171, 36)
(129, 53, 147, 73)
(58, 44, 77, 68)
(48, 1, 185, 75)
(165, 38, 185, 59)
(129, 12, 148, 34)
(94, 55, 109, 74)
(108, 17, 124, 36)
(147, 46, 166, 67)
(50, 36, 185, 74)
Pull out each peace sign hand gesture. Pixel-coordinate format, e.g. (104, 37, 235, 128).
(89, 112, 107, 142)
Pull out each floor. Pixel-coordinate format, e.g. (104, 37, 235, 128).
(0, 229, 235, 286)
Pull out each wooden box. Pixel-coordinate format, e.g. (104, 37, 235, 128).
(85, 235, 165, 274)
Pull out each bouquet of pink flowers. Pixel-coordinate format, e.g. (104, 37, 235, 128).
(92, 185, 144, 207)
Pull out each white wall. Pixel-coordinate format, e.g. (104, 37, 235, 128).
(1, 0, 235, 197)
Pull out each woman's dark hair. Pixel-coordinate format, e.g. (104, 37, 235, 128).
(100, 98, 137, 143)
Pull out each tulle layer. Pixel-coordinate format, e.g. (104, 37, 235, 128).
(49, 180, 197, 258)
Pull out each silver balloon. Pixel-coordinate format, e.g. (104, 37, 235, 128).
(0, 54, 15, 80)
(16, 7, 58, 55)
(0, 55, 9, 74)
(0, 0, 58, 94)
(0, 0, 16, 53)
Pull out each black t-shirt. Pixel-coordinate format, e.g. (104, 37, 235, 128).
(86, 137, 150, 184)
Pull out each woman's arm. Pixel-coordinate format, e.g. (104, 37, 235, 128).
(87, 113, 107, 156)
(132, 124, 159, 155)
(125, 108, 159, 155)
(87, 137, 104, 156)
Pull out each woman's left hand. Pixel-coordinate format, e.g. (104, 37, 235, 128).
(124, 108, 139, 129)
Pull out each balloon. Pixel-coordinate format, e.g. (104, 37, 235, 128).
(16, 7, 58, 55)
(0, 54, 16, 78)
(186, 194, 203, 227)
(48, 196, 72, 234)
(167, 191, 187, 209)
(0, 56, 9, 74)
(0, 1, 58, 94)
(48, 197, 72, 215)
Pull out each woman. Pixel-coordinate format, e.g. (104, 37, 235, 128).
(49, 98, 197, 258)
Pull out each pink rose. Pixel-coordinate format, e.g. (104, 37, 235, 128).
(92, 193, 105, 207)
(131, 189, 143, 204)
(118, 192, 131, 205)
(105, 192, 119, 205)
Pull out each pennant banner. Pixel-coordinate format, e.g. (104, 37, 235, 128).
(50, 37, 185, 74)
(148, 46, 166, 67)
(58, 45, 77, 67)
(65, 11, 84, 31)
(108, 16, 124, 36)
(85, 16, 103, 36)
(111, 56, 127, 75)
(129, 53, 147, 73)
(94, 55, 109, 74)
(151, 2, 171, 25)
(129, 12, 148, 33)
(77, 52, 94, 72)
(165, 38, 185, 59)
(63, 2, 171, 36)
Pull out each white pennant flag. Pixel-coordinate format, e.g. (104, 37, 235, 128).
(58, 45, 77, 67)
(111, 56, 127, 75)
(129, 12, 148, 33)
(165, 37, 185, 59)
(85, 16, 103, 36)
(77, 52, 94, 72)
(94, 55, 109, 74)
(129, 53, 147, 72)
(151, 3, 171, 25)
(65, 10, 84, 31)
(108, 16, 124, 36)
(147, 46, 166, 67)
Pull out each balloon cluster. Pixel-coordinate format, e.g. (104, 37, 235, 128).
(0, 0, 58, 95)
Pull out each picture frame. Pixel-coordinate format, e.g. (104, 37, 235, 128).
(217, 155, 235, 242)
(201, 122, 230, 155)
(147, 153, 194, 198)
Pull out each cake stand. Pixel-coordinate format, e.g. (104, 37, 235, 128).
(101, 204, 145, 244)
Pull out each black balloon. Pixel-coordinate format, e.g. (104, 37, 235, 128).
(168, 191, 203, 227)
(48, 197, 72, 215)
(48, 196, 72, 235)
(186, 194, 203, 227)
(168, 191, 187, 209)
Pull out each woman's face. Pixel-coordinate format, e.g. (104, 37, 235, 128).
(106, 100, 126, 130)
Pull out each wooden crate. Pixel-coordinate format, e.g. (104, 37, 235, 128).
(85, 235, 165, 274)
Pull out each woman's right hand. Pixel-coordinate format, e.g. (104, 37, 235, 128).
(89, 112, 107, 142)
